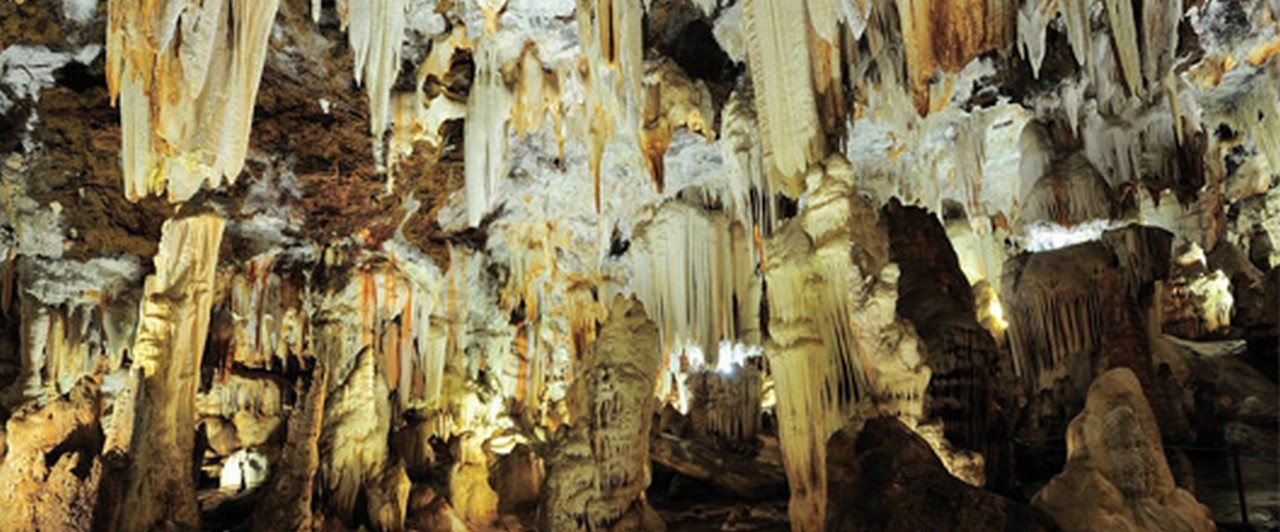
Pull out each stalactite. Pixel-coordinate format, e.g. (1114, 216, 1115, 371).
(897, 0, 1015, 114)
(630, 201, 759, 360)
(743, 0, 825, 197)
(343, 0, 407, 147)
(118, 213, 225, 531)
(721, 88, 779, 238)
(512, 42, 562, 147)
(464, 37, 512, 227)
(1060, 0, 1092, 69)
(106, 0, 281, 202)
(577, 0, 644, 212)
(1203, 66, 1280, 177)
(1104, 0, 1143, 96)
(641, 59, 715, 193)
(387, 26, 470, 176)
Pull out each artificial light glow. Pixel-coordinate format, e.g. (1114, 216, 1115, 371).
(987, 295, 1009, 332)
(715, 341, 763, 375)
(1023, 220, 1115, 252)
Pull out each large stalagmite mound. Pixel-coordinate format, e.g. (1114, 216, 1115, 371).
(1032, 368, 1215, 532)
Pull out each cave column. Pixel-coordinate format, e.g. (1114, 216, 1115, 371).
(117, 214, 225, 530)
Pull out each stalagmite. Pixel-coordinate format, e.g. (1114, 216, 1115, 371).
(885, 200, 1004, 480)
(743, 0, 825, 197)
(763, 157, 894, 530)
(0, 377, 104, 531)
(1033, 368, 1215, 532)
(118, 213, 225, 530)
(106, 0, 281, 202)
(540, 296, 664, 531)
(250, 365, 328, 531)
(318, 341, 391, 524)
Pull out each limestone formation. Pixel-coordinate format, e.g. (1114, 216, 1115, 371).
(540, 296, 665, 532)
(0, 0, 1276, 530)
(1033, 368, 1215, 532)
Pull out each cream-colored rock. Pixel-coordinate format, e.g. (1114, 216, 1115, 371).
(118, 214, 225, 531)
(319, 344, 391, 524)
(107, 0, 282, 201)
(1033, 368, 1215, 532)
(449, 433, 499, 528)
(764, 157, 928, 530)
(540, 296, 665, 531)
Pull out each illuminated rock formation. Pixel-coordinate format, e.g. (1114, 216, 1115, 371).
(541, 296, 664, 531)
(1033, 368, 1215, 532)
(118, 213, 225, 530)
(0, 0, 1277, 530)
(0, 376, 103, 531)
(107, 0, 281, 202)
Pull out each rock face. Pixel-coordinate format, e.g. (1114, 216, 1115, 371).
(824, 416, 1060, 532)
(1032, 368, 1215, 532)
(884, 199, 1005, 483)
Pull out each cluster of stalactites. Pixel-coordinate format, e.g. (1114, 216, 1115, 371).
(496, 221, 606, 425)
(576, 0, 645, 212)
(15, 297, 114, 400)
(225, 255, 310, 372)
(339, 0, 408, 146)
(1019, 152, 1116, 229)
(630, 201, 762, 364)
(1017, 0, 1181, 100)
(106, 0, 281, 202)
(1003, 241, 1113, 391)
(309, 256, 446, 411)
(464, 32, 514, 226)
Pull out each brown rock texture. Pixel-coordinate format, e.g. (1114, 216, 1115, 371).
(824, 416, 1060, 532)
(0, 376, 103, 532)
